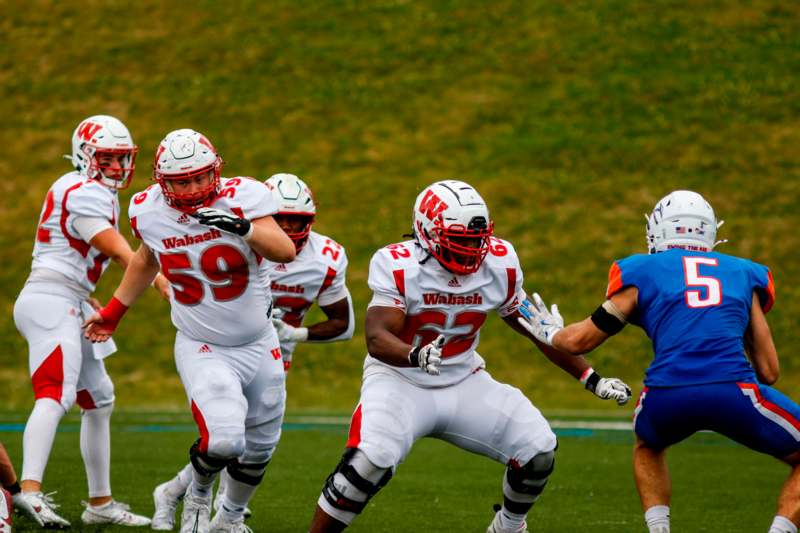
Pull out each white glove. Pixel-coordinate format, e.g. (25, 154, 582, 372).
(517, 293, 564, 345)
(408, 335, 444, 375)
(582, 369, 632, 406)
(271, 318, 308, 343)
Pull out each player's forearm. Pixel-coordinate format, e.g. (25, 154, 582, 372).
(536, 339, 592, 379)
(552, 320, 607, 355)
(366, 329, 414, 367)
(307, 318, 351, 342)
(0, 443, 18, 487)
(247, 219, 296, 263)
(112, 247, 160, 306)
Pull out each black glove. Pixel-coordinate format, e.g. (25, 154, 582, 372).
(194, 207, 252, 238)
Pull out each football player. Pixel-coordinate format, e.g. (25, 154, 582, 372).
(308, 180, 632, 533)
(12, 115, 161, 528)
(84, 129, 296, 533)
(150, 173, 354, 529)
(518, 190, 800, 533)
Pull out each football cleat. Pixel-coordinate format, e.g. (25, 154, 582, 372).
(208, 512, 253, 533)
(0, 488, 12, 532)
(180, 490, 211, 533)
(152, 481, 183, 530)
(81, 500, 151, 527)
(486, 507, 529, 533)
(12, 491, 70, 529)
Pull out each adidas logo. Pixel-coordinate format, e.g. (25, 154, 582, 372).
(448, 277, 461, 287)
(177, 213, 191, 225)
(274, 263, 287, 272)
(198, 344, 212, 353)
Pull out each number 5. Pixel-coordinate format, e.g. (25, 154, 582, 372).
(683, 257, 721, 308)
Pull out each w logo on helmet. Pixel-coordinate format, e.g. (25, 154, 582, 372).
(77, 122, 102, 142)
(417, 190, 449, 221)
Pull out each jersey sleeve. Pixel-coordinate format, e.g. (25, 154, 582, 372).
(67, 182, 114, 221)
(367, 249, 406, 310)
(749, 261, 775, 313)
(606, 254, 647, 298)
(495, 240, 525, 317)
(232, 178, 278, 220)
(317, 247, 350, 307)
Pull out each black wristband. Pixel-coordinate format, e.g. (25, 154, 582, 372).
(408, 346, 421, 368)
(4, 481, 20, 495)
(583, 371, 601, 393)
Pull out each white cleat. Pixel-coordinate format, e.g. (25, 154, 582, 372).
(209, 512, 253, 533)
(13, 491, 70, 529)
(81, 500, 151, 527)
(152, 482, 183, 530)
(486, 510, 529, 533)
(212, 492, 252, 520)
(180, 491, 211, 533)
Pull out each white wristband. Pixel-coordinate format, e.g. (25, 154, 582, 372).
(242, 223, 255, 242)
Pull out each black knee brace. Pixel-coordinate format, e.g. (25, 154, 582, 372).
(321, 448, 393, 514)
(504, 449, 556, 513)
(189, 439, 229, 477)
(226, 458, 270, 486)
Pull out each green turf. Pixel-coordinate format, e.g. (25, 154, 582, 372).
(0, 415, 787, 532)
(1, 1, 799, 412)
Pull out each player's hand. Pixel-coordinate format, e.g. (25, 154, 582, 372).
(193, 207, 253, 238)
(408, 335, 444, 375)
(517, 293, 564, 345)
(271, 318, 308, 343)
(86, 297, 102, 311)
(82, 297, 128, 343)
(153, 273, 171, 301)
(592, 377, 632, 405)
(83, 312, 115, 343)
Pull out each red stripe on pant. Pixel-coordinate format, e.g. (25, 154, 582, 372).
(191, 400, 210, 453)
(32, 345, 64, 403)
(346, 404, 363, 448)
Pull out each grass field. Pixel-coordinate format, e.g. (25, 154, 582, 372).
(0, 411, 788, 532)
(1, 0, 799, 411)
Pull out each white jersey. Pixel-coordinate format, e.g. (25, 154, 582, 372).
(263, 231, 349, 361)
(365, 238, 525, 387)
(128, 177, 278, 346)
(29, 171, 119, 293)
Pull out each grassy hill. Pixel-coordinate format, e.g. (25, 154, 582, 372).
(1, 0, 798, 412)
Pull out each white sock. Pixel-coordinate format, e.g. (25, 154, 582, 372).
(769, 515, 798, 533)
(498, 507, 527, 531)
(221, 477, 257, 522)
(21, 399, 65, 483)
(163, 464, 193, 499)
(191, 468, 216, 499)
(80, 404, 113, 498)
(217, 469, 228, 497)
(644, 505, 670, 532)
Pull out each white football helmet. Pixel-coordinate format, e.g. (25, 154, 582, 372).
(153, 129, 223, 212)
(646, 190, 723, 253)
(265, 173, 316, 251)
(412, 180, 494, 275)
(69, 115, 138, 189)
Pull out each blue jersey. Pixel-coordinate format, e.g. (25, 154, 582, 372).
(607, 249, 774, 387)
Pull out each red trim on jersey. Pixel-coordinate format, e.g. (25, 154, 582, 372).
(37, 190, 56, 243)
(739, 383, 800, 432)
(76, 389, 97, 410)
(392, 270, 405, 297)
(59, 182, 91, 257)
(501, 267, 517, 308)
(130, 216, 142, 239)
(606, 262, 623, 298)
(230, 207, 245, 219)
(761, 270, 775, 313)
(191, 400, 210, 453)
(32, 345, 64, 403)
(345, 404, 363, 448)
(317, 267, 337, 296)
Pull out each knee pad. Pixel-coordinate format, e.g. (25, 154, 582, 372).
(504, 448, 556, 509)
(321, 448, 392, 515)
(226, 457, 270, 486)
(190, 439, 230, 477)
(207, 433, 246, 460)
